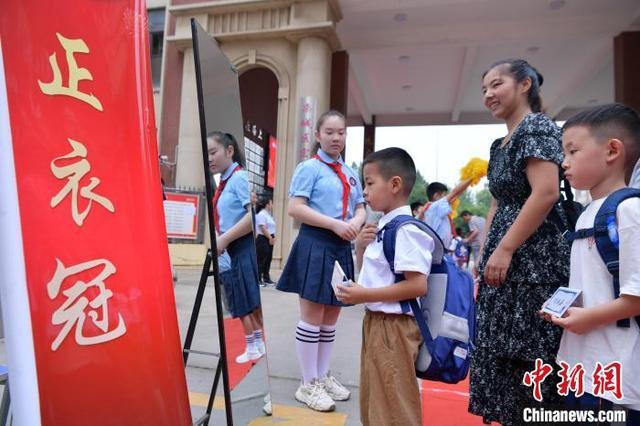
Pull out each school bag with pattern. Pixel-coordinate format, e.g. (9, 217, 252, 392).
(565, 187, 640, 328)
(380, 215, 476, 384)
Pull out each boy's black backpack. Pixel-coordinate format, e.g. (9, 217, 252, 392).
(565, 187, 640, 328)
(549, 173, 584, 234)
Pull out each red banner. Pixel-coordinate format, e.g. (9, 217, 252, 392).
(267, 135, 278, 188)
(0, 1, 192, 425)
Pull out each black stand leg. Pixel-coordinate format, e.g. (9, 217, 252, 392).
(183, 253, 212, 365)
(183, 250, 233, 426)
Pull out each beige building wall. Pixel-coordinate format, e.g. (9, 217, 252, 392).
(160, 0, 342, 268)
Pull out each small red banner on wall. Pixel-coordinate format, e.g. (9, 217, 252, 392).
(267, 135, 278, 188)
(0, 1, 192, 425)
(164, 192, 200, 239)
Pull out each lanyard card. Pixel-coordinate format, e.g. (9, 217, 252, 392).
(541, 287, 582, 317)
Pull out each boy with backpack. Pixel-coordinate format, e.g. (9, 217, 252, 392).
(336, 147, 432, 425)
(337, 148, 475, 425)
(548, 103, 640, 420)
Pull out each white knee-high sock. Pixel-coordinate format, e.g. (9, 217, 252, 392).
(244, 334, 256, 352)
(317, 324, 336, 379)
(296, 320, 320, 385)
(253, 329, 264, 345)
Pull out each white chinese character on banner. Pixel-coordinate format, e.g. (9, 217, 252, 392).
(50, 138, 115, 226)
(38, 33, 103, 111)
(47, 258, 126, 351)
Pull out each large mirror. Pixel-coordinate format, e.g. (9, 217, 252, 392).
(189, 19, 271, 424)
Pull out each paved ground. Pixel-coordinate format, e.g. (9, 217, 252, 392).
(175, 266, 364, 425)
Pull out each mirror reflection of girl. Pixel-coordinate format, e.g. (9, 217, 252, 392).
(208, 131, 265, 364)
(277, 110, 366, 412)
(469, 60, 570, 424)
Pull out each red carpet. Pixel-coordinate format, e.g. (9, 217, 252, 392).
(223, 317, 257, 390)
(421, 378, 499, 425)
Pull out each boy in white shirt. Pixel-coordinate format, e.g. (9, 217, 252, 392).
(336, 147, 433, 426)
(549, 103, 640, 421)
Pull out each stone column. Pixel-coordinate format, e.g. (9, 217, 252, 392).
(294, 37, 332, 159)
(363, 115, 376, 159)
(274, 36, 332, 266)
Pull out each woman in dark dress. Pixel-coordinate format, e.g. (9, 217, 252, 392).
(468, 59, 570, 425)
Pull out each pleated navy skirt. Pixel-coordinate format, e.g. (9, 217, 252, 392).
(276, 224, 354, 306)
(219, 233, 261, 318)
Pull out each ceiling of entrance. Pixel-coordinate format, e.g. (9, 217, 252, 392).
(337, 0, 640, 126)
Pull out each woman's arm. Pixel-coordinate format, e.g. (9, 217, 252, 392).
(484, 158, 560, 286)
(288, 197, 359, 241)
(217, 210, 253, 255)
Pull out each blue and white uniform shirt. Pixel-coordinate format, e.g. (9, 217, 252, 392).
(217, 162, 250, 234)
(288, 148, 365, 220)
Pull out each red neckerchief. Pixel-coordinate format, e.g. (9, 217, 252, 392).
(313, 154, 350, 220)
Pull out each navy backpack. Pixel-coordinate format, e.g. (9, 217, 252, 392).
(381, 215, 476, 384)
(565, 187, 640, 328)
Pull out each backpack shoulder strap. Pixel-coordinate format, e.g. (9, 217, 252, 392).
(380, 215, 444, 343)
(593, 187, 640, 328)
(381, 215, 445, 277)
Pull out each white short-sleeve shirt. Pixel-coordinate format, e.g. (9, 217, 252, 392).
(421, 198, 453, 248)
(630, 158, 640, 189)
(359, 205, 434, 314)
(557, 196, 640, 409)
(255, 209, 276, 235)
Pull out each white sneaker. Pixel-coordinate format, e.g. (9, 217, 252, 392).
(295, 380, 336, 412)
(262, 394, 272, 416)
(318, 375, 350, 401)
(235, 349, 261, 364)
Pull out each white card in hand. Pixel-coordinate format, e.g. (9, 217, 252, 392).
(331, 260, 350, 296)
(541, 287, 582, 317)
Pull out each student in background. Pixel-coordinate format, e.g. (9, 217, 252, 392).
(255, 197, 276, 285)
(410, 201, 423, 218)
(419, 180, 471, 248)
(460, 210, 486, 267)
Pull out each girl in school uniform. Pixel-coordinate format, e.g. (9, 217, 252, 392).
(277, 110, 366, 412)
(208, 131, 265, 364)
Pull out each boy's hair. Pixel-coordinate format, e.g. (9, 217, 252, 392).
(427, 182, 448, 201)
(362, 147, 416, 196)
(410, 201, 423, 212)
(460, 210, 472, 217)
(563, 103, 640, 181)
